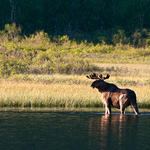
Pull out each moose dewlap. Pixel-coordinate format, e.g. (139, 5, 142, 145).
(86, 73, 139, 115)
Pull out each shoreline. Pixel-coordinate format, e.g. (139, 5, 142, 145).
(0, 107, 150, 114)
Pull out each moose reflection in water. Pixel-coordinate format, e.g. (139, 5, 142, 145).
(86, 73, 140, 115)
(89, 114, 139, 150)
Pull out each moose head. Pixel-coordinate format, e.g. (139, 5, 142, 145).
(86, 73, 110, 90)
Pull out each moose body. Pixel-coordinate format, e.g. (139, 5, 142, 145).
(87, 73, 139, 115)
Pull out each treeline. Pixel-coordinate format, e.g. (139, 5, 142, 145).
(1, 0, 150, 44)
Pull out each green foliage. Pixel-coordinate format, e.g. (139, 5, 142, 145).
(30, 51, 94, 74)
(0, 48, 32, 76)
(132, 29, 150, 47)
(112, 29, 129, 45)
(0, 26, 96, 76)
(1, 24, 150, 77)
(0, 23, 21, 42)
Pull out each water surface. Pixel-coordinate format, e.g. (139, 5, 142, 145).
(0, 109, 150, 150)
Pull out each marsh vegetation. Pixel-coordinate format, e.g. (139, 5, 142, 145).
(0, 24, 150, 110)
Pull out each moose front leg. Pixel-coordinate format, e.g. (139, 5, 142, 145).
(102, 94, 111, 115)
(120, 103, 125, 114)
(104, 103, 111, 114)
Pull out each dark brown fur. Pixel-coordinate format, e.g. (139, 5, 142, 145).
(87, 73, 139, 115)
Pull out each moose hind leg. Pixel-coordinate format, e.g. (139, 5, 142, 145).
(131, 103, 140, 115)
(119, 95, 126, 114)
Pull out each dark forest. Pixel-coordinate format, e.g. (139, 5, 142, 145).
(1, 0, 150, 43)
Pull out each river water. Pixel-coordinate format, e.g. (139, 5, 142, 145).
(0, 109, 150, 150)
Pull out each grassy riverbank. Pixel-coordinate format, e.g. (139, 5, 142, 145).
(0, 64, 150, 109)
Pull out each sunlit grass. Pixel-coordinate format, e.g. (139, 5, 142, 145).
(0, 70, 150, 108)
(0, 80, 102, 108)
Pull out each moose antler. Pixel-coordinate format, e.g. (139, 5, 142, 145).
(86, 73, 99, 79)
(86, 73, 110, 80)
(103, 74, 110, 80)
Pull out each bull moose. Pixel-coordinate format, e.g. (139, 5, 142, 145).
(86, 73, 139, 115)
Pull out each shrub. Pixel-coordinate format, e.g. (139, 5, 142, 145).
(0, 48, 32, 76)
(132, 29, 150, 47)
(112, 29, 129, 45)
(30, 51, 95, 74)
(0, 23, 21, 42)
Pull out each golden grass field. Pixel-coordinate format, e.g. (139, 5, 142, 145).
(0, 63, 150, 111)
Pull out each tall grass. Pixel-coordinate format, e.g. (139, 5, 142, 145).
(0, 80, 102, 108)
(0, 69, 150, 108)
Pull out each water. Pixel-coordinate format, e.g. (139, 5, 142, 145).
(0, 109, 150, 150)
